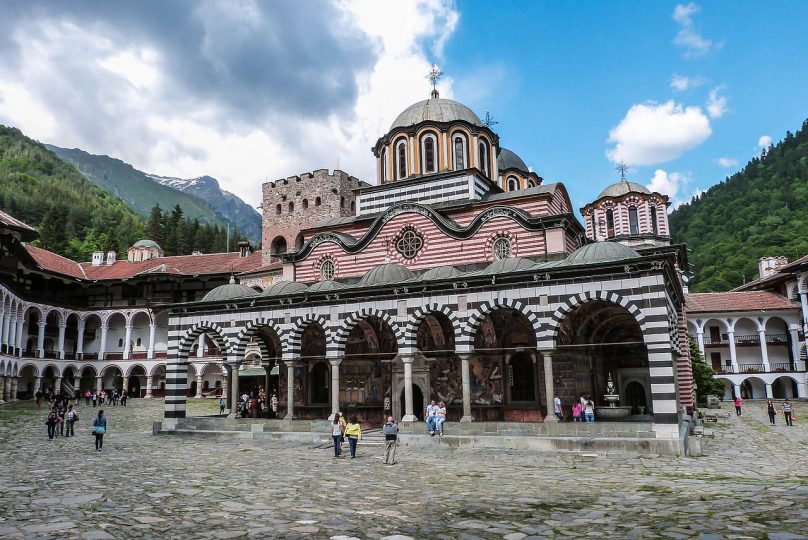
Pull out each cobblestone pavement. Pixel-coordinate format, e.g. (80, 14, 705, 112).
(1, 399, 807, 539)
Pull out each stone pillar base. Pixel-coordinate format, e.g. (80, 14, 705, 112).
(402, 414, 418, 422)
(460, 415, 474, 423)
(544, 415, 559, 423)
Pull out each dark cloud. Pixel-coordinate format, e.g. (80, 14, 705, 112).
(0, 0, 377, 126)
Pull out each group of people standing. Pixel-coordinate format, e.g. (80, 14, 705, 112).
(231, 389, 278, 418)
(553, 395, 596, 422)
(43, 397, 109, 450)
(82, 389, 127, 407)
(330, 412, 364, 459)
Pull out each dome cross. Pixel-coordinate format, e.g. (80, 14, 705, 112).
(426, 63, 443, 98)
(615, 161, 630, 181)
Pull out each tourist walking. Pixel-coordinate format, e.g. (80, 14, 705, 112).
(65, 405, 79, 437)
(382, 416, 399, 465)
(435, 401, 447, 436)
(425, 400, 439, 436)
(584, 396, 596, 423)
(344, 416, 362, 458)
(572, 400, 582, 422)
(331, 413, 345, 457)
(782, 399, 793, 426)
(45, 411, 58, 440)
(84, 390, 91, 406)
(734, 396, 743, 416)
(92, 392, 98, 407)
(120, 390, 127, 407)
(553, 395, 563, 422)
(270, 393, 278, 417)
(92, 410, 108, 451)
(219, 398, 226, 415)
(766, 399, 777, 425)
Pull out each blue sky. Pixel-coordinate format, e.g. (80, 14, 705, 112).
(445, 1, 808, 210)
(1, 1, 806, 211)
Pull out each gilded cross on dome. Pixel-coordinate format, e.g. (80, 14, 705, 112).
(426, 63, 443, 98)
(483, 111, 498, 128)
(615, 161, 630, 181)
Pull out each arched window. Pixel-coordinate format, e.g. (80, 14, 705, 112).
(395, 140, 407, 180)
(302, 199, 309, 209)
(650, 206, 659, 235)
(310, 362, 329, 404)
(320, 258, 335, 281)
(276, 204, 282, 215)
(381, 148, 389, 182)
(421, 133, 437, 174)
(136, 338, 142, 347)
(315, 197, 321, 206)
(478, 139, 490, 177)
(288, 201, 294, 213)
(350, 200, 355, 212)
(628, 206, 639, 235)
(340, 196, 345, 208)
(118, 338, 123, 347)
(527, 179, 536, 188)
(492, 236, 512, 260)
(507, 176, 518, 191)
(453, 135, 467, 170)
(606, 209, 615, 238)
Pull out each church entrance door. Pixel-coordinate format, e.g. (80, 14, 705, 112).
(400, 385, 424, 421)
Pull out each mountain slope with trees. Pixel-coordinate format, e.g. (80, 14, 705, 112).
(669, 119, 808, 292)
(0, 125, 247, 261)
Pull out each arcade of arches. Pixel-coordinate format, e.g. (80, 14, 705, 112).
(225, 303, 654, 424)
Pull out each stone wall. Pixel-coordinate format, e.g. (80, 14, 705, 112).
(261, 170, 364, 265)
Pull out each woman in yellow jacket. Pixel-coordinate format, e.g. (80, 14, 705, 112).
(344, 416, 362, 459)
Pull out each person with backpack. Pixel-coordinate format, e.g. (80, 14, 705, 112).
(45, 411, 58, 440)
(782, 399, 794, 426)
(382, 417, 399, 465)
(65, 405, 79, 437)
(92, 410, 108, 451)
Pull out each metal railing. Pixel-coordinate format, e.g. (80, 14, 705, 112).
(716, 363, 797, 374)
(704, 333, 789, 346)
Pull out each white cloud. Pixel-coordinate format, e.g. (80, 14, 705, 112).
(0, 1, 461, 207)
(672, 3, 716, 58)
(646, 169, 690, 199)
(705, 87, 727, 118)
(670, 74, 705, 91)
(716, 157, 738, 168)
(606, 100, 712, 165)
(758, 135, 772, 148)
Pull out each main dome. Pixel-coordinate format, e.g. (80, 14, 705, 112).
(390, 98, 483, 130)
(133, 239, 161, 249)
(596, 180, 651, 200)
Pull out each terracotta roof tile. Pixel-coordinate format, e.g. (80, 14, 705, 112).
(686, 291, 798, 313)
(24, 244, 262, 281)
(24, 245, 86, 279)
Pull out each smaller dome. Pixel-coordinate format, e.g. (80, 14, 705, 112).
(202, 277, 259, 302)
(481, 257, 536, 275)
(307, 280, 347, 293)
(420, 265, 462, 281)
(359, 263, 416, 286)
(596, 180, 650, 200)
(260, 281, 308, 297)
(498, 148, 529, 172)
(132, 239, 161, 249)
(563, 242, 640, 266)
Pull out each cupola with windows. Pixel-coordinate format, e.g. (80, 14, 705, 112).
(580, 164, 670, 248)
(497, 147, 543, 192)
(372, 87, 500, 185)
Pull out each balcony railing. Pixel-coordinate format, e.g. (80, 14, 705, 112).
(716, 363, 797, 374)
(704, 333, 789, 346)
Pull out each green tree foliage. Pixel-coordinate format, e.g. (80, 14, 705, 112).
(0, 125, 249, 262)
(669, 119, 808, 291)
(0, 125, 145, 261)
(688, 336, 724, 406)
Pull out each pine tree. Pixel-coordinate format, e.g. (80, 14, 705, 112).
(689, 336, 724, 405)
(146, 205, 164, 244)
(39, 206, 67, 253)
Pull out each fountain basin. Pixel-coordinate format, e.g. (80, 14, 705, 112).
(597, 406, 632, 420)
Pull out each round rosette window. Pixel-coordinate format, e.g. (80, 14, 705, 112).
(395, 227, 424, 260)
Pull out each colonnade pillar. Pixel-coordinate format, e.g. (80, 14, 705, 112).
(788, 328, 802, 369)
(284, 361, 295, 419)
(10, 377, 17, 400)
(543, 352, 558, 423)
(696, 330, 705, 356)
(195, 374, 203, 399)
(799, 291, 808, 335)
(123, 324, 133, 359)
(96, 376, 103, 394)
(54, 376, 62, 395)
(2, 377, 10, 401)
(727, 331, 739, 372)
(37, 316, 46, 358)
(401, 356, 416, 422)
(1, 308, 8, 351)
(460, 354, 473, 422)
(15, 317, 24, 356)
(329, 359, 341, 419)
(98, 324, 109, 360)
(765, 383, 773, 399)
(122, 376, 129, 395)
(57, 322, 67, 359)
(757, 329, 770, 371)
(197, 334, 206, 358)
(147, 324, 156, 358)
(34, 376, 42, 394)
(145, 375, 153, 398)
(76, 321, 85, 358)
(229, 363, 240, 416)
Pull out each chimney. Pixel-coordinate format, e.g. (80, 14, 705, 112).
(758, 256, 788, 279)
(91, 252, 104, 266)
(106, 251, 117, 265)
(238, 241, 252, 258)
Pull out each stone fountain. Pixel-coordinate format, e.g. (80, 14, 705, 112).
(597, 373, 631, 420)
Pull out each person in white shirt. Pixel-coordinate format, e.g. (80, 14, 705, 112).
(425, 400, 440, 436)
(553, 395, 563, 422)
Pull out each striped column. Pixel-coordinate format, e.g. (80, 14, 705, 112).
(164, 358, 189, 419)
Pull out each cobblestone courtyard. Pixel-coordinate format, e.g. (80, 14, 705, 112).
(1, 399, 807, 539)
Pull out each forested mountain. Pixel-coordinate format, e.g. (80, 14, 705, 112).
(0, 125, 144, 259)
(46, 145, 261, 243)
(669, 119, 808, 292)
(0, 125, 247, 261)
(147, 173, 262, 243)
